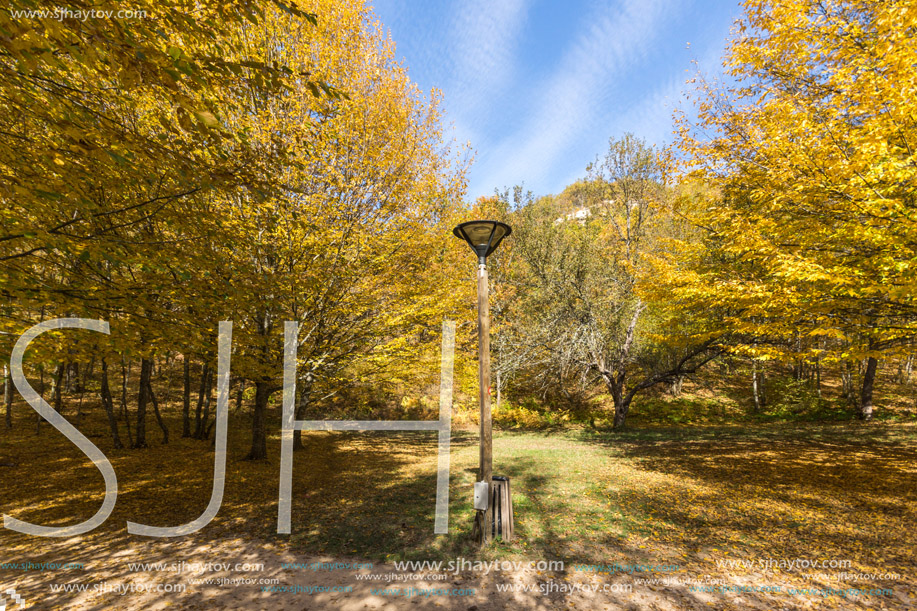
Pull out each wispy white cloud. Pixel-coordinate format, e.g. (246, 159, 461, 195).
(371, 0, 740, 198)
(471, 0, 683, 196)
(370, 0, 529, 165)
(440, 0, 530, 159)
(448, 0, 528, 107)
(369, 1, 451, 86)
(619, 74, 691, 147)
(552, 72, 690, 191)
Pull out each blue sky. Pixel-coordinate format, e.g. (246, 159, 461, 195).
(368, 0, 744, 199)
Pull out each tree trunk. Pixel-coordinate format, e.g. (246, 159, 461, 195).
(74, 367, 87, 428)
(182, 358, 192, 438)
(669, 375, 684, 397)
(120, 357, 133, 447)
(758, 368, 767, 407)
(134, 358, 153, 448)
(599, 370, 630, 429)
(815, 352, 822, 398)
(66, 361, 76, 393)
(848, 359, 858, 408)
(752, 359, 761, 413)
(4, 363, 11, 429)
(52, 363, 65, 415)
(292, 372, 314, 451)
(193, 362, 210, 439)
(898, 354, 914, 384)
(612, 388, 630, 429)
(841, 359, 852, 398)
(235, 377, 245, 412)
(36, 364, 45, 434)
(859, 356, 878, 421)
(100, 359, 124, 449)
(247, 381, 272, 460)
(198, 369, 214, 440)
(146, 379, 169, 444)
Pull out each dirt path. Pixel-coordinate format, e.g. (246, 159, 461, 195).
(7, 534, 628, 610)
(11, 534, 902, 611)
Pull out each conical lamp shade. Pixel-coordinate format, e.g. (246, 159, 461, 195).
(453, 220, 512, 261)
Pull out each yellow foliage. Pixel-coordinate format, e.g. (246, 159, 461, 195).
(669, 0, 917, 363)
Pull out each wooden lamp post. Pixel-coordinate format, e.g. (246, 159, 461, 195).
(452, 220, 511, 544)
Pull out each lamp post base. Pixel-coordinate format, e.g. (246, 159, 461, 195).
(471, 510, 487, 545)
(471, 476, 514, 544)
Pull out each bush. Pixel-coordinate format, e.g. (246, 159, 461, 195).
(492, 400, 572, 429)
(757, 377, 847, 421)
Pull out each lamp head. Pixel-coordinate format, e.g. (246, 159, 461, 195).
(452, 220, 512, 265)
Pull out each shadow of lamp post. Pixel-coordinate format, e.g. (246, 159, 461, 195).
(452, 220, 513, 545)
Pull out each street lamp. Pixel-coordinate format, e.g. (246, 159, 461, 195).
(453, 221, 512, 266)
(453, 220, 511, 544)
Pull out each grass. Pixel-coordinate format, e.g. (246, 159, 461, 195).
(1, 379, 916, 609)
(486, 359, 917, 430)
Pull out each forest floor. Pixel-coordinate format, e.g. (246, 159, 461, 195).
(0, 397, 915, 610)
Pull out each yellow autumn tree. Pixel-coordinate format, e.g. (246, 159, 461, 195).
(204, 0, 469, 458)
(0, 1, 337, 446)
(671, 0, 917, 419)
(494, 136, 724, 429)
